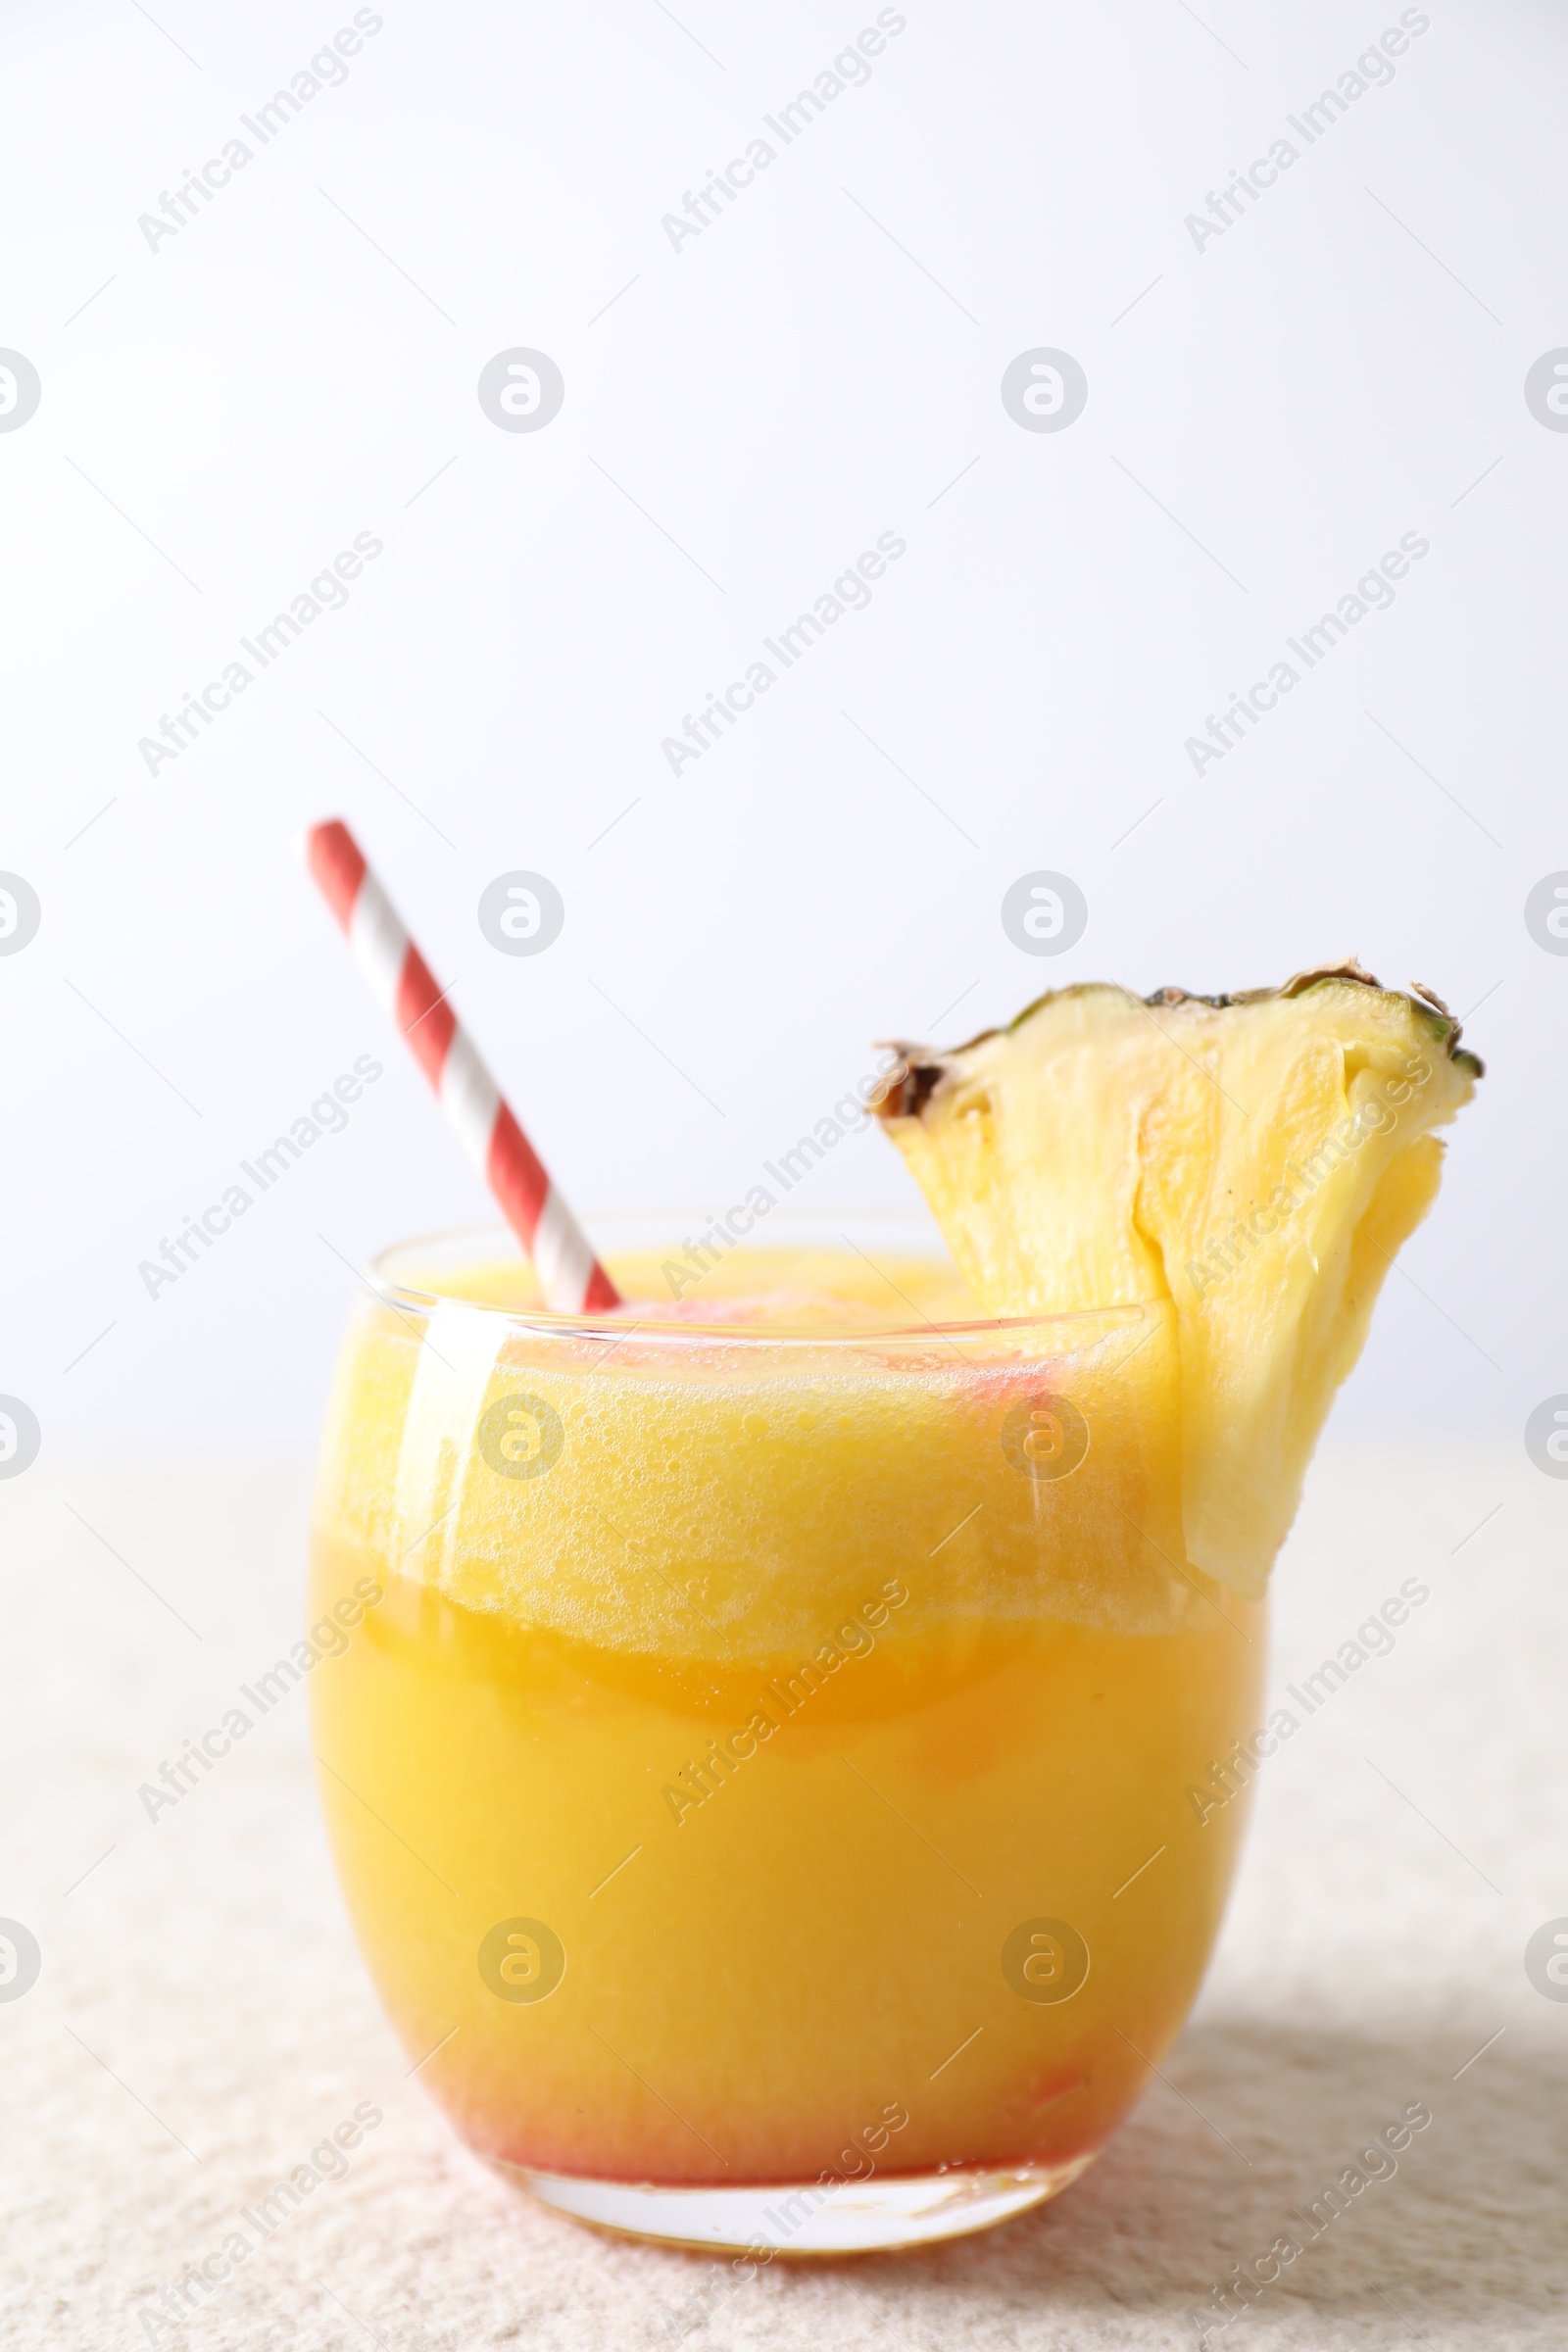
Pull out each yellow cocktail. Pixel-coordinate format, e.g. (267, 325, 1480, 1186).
(309, 1220, 1263, 2252)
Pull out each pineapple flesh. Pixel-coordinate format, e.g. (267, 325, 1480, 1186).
(875, 962, 1481, 1599)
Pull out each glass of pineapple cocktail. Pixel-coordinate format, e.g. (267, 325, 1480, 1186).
(309, 964, 1478, 2255)
(309, 1217, 1262, 2252)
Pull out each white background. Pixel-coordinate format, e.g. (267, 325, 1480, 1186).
(2, 0, 1565, 1451)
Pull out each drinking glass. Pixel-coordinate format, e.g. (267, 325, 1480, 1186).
(309, 1215, 1262, 2253)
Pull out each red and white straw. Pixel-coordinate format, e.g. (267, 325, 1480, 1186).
(303, 818, 620, 1314)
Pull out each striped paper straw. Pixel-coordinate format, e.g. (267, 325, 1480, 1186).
(303, 818, 620, 1314)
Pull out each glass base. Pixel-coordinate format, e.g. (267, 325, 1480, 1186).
(491, 2153, 1097, 2254)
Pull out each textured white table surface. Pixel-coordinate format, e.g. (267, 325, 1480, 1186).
(1, 1446, 1562, 2352)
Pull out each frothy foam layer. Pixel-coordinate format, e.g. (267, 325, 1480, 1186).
(313, 1250, 1215, 1661)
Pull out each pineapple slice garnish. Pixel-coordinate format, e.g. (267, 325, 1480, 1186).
(874, 962, 1481, 1599)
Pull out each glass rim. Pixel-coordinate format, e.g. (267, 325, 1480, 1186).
(363, 1216, 1163, 1350)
